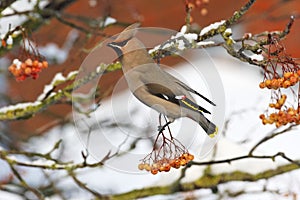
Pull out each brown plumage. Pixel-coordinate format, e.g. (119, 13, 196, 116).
(107, 23, 218, 138)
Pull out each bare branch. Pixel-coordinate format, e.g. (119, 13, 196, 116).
(112, 161, 300, 199)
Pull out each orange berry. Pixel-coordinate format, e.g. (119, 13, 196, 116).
(286, 113, 292, 120)
(288, 109, 296, 115)
(282, 80, 291, 88)
(269, 113, 277, 121)
(187, 154, 194, 161)
(274, 103, 281, 109)
(13, 69, 21, 77)
(38, 62, 43, 69)
(278, 110, 284, 117)
(173, 164, 181, 169)
(259, 82, 265, 89)
(284, 72, 292, 79)
(297, 70, 300, 76)
(33, 60, 39, 67)
(275, 122, 282, 128)
(173, 159, 181, 169)
(201, 8, 208, 16)
(159, 166, 165, 172)
(181, 159, 188, 166)
(182, 153, 189, 160)
(21, 63, 27, 70)
(290, 75, 298, 84)
(151, 168, 158, 175)
(25, 58, 33, 66)
(16, 75, 26, 81)
(278, 77, 284, 85)
(262, 118, 269, 125)
(271, 79, 279, 89)
(144, 164, 151, 171)
(152, 163, 159, 169)
(269, 103, 275, 108)
(259, 114, 265, 119)
(24, 67, 32, 75)
(265, 79, 271, 88)
(169, 159, 176, 167)
(164, 164, 171, 172)
(42, 61, 48, 68)
(10, 70, 16, 76)
(8, 64, 15, 72)
(278, 98, 285, 106)
(32, 67, 41, 73)
(138, 163, 144, 170)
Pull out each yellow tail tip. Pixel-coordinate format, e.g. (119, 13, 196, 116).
(208, 127, 218, 138)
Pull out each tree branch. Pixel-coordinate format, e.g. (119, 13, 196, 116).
(0, 62, 121, 120)
(110, 161, 300, 200)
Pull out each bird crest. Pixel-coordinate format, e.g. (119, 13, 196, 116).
(113, 23, 140, 43)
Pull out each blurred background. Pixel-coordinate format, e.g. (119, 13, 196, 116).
(0, 1, 300, 199)
(1, 0, 299, 140)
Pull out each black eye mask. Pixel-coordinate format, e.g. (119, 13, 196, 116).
(109, 36, 132, 48)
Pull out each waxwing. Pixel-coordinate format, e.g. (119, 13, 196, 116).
(107, 23, 218, 138)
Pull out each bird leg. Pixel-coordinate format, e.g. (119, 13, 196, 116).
(157, 114, 171, 132)
(157, 113, 175, 140)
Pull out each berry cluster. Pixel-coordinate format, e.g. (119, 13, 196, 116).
(260, 107, 300, 128)
(8, 58, 48, 81)
(258, 34, 300, 128)
(259, 94, 300, 127)
(138, 128, 194, 175)
(138, 152, 194, 175)
(259, 71, 300, 90)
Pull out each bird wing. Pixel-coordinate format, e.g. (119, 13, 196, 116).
(154, 68, 216, 106)
(144, 83, 211, 114)
(133, 80, 218, 137)
(138, 65, 193, 97)
(125, 63, 214, 115)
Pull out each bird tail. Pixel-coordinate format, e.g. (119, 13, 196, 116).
(186, 110, 218, 138)
(199, 116, 218, 138)
(179, 97, 218, 138)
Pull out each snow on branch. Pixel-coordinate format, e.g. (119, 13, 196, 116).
(0, 62, 122, 120)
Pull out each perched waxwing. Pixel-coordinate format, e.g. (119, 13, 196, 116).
(107, 23, 218, 138)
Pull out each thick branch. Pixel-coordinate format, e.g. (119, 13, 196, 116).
(0, 62, 121, 120)
(111, 161, 299, 200)
(198, 0, 256, 41)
